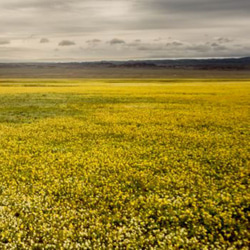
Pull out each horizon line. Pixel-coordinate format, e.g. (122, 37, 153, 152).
(0, 56, 249, 64)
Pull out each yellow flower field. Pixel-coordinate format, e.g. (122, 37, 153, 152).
(0, 79, 249, 249)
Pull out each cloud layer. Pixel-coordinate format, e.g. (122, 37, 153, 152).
(0, 0, 249, 61)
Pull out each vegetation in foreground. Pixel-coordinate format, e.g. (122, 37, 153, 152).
(0, 79, 249, 249)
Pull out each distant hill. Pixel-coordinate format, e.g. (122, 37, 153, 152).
(0, 57, 250, 78)
(1, 57, 250, 70)
(85, 57, 250, 70)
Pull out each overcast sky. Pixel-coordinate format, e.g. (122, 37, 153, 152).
(0, 0, 249, 62)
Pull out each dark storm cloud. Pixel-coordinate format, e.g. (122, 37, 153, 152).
(58, 40, 76, 46)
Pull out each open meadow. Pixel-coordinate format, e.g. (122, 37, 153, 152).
(0, 79, 249, 249)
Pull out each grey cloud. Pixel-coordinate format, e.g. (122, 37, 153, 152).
(133, 0, 250, 15)
(0, 39, 10, 45)
(128, 0, 250, 31)
(186, 44, 211, 53)
(154, 38, 162, 42)
(40, 38, 49, 43)
(214, 46, 227, 51)
(109, 38, 126, 45)
(216, 37, 233, 43)
(137, 46, 150, 51)
(186, 42, 228, 53)
(58, 40, 76, 46)
(87, 39, 101, 43)
(166, 41, 183, 47)
(210, 43, 227, 51)
(135, 43, 165, 51)
(130, 39, 232, 54)
(134, 39, 141, 43)
(211, 43, 220, 47)
(2, 0, 76, 11)
(127, 41, 142, 47)
(86, 39, 102, 46)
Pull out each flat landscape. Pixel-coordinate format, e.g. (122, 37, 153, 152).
(0, 79, 249, 249)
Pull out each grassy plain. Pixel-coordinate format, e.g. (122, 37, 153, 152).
(0, 79, 249, 249)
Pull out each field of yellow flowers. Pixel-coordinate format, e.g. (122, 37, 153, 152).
(0, 79, 249, 249)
